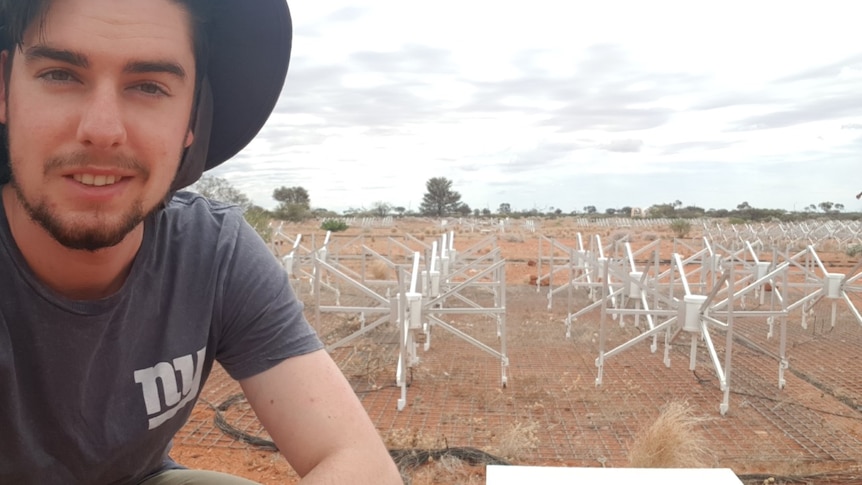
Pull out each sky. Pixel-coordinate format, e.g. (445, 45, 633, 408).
(207, 1, 862, 215)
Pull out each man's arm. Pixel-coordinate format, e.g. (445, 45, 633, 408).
(240, 349, 402, 484)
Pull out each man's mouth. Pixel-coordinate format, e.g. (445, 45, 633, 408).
(72, 174, 121, 187)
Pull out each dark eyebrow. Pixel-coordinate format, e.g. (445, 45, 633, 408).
(23, 44, 186, 81)
(24, 45, 88, 68)
(124, 61, 187, 80)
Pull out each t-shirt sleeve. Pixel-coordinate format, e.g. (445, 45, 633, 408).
(213, 213, 323, 381)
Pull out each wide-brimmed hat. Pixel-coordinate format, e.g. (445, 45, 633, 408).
(0, 0, 292, 190)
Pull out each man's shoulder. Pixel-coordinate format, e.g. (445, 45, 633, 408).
(167, 190, 244, 214)
(149, 191, 251, 249)
(162, 191, 246, 225)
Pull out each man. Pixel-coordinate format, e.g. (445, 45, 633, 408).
(0, 0, 402, 483)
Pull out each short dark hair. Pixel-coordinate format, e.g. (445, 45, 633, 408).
(0, 0, 211, 88)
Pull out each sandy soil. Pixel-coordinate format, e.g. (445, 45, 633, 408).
(171, 217, 862, 484)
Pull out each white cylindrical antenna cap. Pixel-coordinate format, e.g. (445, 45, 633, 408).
(683, 294, 708, 332)
(825, 273, 843, 299)
(628, 272, 643, 298)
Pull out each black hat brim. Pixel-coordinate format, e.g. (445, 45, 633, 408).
(205, 0, 291, 171)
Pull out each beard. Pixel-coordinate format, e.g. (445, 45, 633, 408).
(10, 152, 163, 252)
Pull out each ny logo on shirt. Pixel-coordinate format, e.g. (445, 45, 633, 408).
(133, 346, 206, 430)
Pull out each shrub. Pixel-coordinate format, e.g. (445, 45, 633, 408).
(669, 219, 691, 238)
(321, 219, 349, 232)
(847, 244, 862, 258)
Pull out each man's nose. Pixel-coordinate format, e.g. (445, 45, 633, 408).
(76, 85, 128, 149)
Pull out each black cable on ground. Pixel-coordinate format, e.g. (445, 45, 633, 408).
(389, 447, 511, 470)
(207, 396, 862, 484)
(203, 393, 512, 476)
(200, 394, 279, 452)
(691, 332, 862, 421)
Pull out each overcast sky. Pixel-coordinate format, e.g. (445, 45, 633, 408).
(208, 1, 862, 214)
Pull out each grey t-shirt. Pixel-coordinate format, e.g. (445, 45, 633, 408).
(0, 191, 323, 484)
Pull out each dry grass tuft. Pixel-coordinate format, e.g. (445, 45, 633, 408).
(383, 427, 444, 450)
(337, 342, 395, 389)
(369, 260, 390, 280)
(494, 420, 540, 461)
(628, 400, 712, 468)
(409, 456, 485, 485)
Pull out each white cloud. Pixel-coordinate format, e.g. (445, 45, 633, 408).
(218, 0, 862, 214)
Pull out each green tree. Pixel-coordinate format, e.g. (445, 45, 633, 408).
(647, 203, 675, 218)
(273, 186, 310, 207)
(419, 177, 462, 217)
(371, 201, 392, 217)
(278, 203, 310, 222)
(676, 205, 705, 218)
(273, 186, 310, 221)
(498, 203, 511, 215)
(311, 208, 338, 218)
(583, 205, 597, 214)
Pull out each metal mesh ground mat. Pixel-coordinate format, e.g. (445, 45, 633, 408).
(177, 284, 862, 477)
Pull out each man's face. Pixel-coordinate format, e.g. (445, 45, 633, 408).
(0, 0, 196, 251)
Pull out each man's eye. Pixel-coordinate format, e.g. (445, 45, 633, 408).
(136, 83, 167, 96)
(41, 70, 74, 82)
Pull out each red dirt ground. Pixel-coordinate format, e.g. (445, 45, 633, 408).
(171, 219, 862, 484)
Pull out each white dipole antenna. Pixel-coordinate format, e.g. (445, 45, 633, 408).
(429, 241, 440, 297)
(430, 240, 439, 271)
(281, 234, 302, 276)
(440, 232, 451, 281)
(409, 251, 420, 294)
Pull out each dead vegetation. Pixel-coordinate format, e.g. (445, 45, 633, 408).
(492, 420, 540, 462)
(379, 418, 540, 483)
(627, 400, 713, 468)
(408, 457, 485, 485)
(369, 260, 390, 280)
